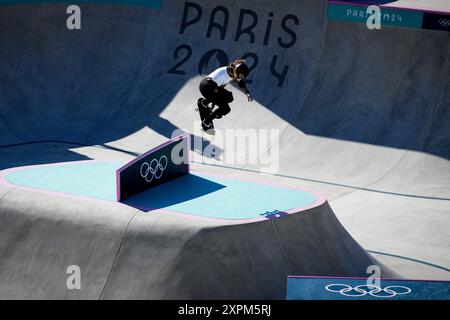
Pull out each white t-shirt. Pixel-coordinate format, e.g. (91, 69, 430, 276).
(207, 67, 233, 87)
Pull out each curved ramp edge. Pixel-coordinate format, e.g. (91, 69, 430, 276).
(0, 184, 395, 299)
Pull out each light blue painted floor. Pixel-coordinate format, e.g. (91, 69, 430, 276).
(6, 161, 318, 220)
(6, 162, 121, 201)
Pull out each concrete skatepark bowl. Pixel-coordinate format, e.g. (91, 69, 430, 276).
(0, 0, 449, 299)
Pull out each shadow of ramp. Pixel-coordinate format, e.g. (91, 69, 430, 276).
(0, 142, 93, 171)
(123, 174, 226, 211)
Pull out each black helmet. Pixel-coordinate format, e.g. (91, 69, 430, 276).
(234, 63, 250, 79)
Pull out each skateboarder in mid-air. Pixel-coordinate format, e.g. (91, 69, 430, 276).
(197, 59, 253, 132)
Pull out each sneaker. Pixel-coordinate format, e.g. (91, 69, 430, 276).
(202, 120, 213, 129)
(201, 122, 215, 135)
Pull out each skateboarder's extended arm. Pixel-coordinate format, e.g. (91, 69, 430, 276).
(238, 80, 253, 102)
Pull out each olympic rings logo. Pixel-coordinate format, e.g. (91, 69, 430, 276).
(140, 156, 168, 183)
(439, 19, 450, 28)
(325, 284, 412, 298)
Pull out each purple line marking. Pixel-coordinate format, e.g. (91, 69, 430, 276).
(329, 1, 450, 15)
(288, 275, 450, 283)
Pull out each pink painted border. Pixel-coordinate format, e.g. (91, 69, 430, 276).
(329, 0, 450, 15)
(288, 275, 450, 283)
(115, 134, 190, 201)
(0, 159, 326, 223)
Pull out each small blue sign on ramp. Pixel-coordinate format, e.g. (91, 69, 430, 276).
(286, 276, 450, 300)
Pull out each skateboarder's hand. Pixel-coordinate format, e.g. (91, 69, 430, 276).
(246, 93, 253, 102)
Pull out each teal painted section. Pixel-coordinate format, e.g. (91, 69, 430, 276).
(328, 3, 424, 28)
(5, 161, 317, 220)
(125, 173, 317, 219)
(6, 162, 122, 201)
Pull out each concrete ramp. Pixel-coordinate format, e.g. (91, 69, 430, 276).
(0, 182, 389, 299)
(0, 0, 448, 298)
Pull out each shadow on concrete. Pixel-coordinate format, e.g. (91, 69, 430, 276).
(337, 0, 396, 4)
(122, 174, 225, 211)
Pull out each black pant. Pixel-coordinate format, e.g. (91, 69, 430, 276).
(199, 78, 233, 118)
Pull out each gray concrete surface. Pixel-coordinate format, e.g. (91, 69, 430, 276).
(0, 0, 448, 299)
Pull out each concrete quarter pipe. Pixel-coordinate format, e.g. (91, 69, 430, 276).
(0, 0, 448, 299)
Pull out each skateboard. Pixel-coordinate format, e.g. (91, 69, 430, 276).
(196, 98, 215, 134)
